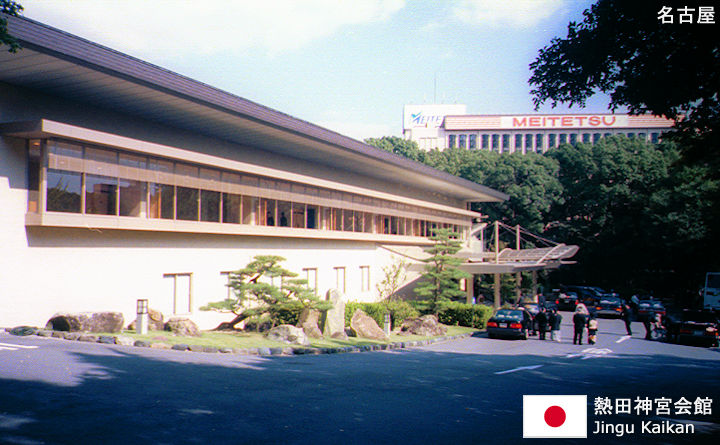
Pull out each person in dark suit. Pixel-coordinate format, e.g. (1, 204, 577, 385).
(573, 304, 589, 345)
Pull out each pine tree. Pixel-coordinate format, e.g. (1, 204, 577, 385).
(414, 228, 470, 315)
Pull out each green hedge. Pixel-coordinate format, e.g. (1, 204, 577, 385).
(408, 300, 493, 329)
(345, 301, 420, 330)
(346, 300, 492, 330)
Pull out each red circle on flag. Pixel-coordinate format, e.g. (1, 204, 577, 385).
(544, 405, 566, 428)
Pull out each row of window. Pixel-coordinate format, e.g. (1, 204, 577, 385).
(43, 168, 466, 237)
(447, 131, 663, 151)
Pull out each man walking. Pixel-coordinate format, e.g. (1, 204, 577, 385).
(573, 304, 589, 345)
(621, 303, 633, 336)
(550, 308, 562, 342)
(536, 307, 548, 340)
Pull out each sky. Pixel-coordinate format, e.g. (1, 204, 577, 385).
(18, 0, 612, 141)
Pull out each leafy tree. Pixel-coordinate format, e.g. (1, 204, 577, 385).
(1, 0, 23, 53)
(376, 258, 408, 302)
(364, 136, 427, 163)
(202, 255, 331, 330)
(414, 228, 470, 315)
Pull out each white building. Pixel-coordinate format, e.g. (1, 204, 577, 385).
(403, 104, 675, 152)
(0, 17, 510, 329)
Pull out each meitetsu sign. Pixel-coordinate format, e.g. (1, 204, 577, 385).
(506, 114, 627, 128)
(403, 104, 467, 130)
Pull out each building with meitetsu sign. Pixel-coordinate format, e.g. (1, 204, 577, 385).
(0, 16, 576, 330)
(403, 104, 675, 152)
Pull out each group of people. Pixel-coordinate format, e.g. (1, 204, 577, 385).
(531, 307, 563, 342)
(571, 303, 599, 345)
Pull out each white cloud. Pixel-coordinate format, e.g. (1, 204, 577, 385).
(452, 0, 566, 28)
(21, 0, 405, 55)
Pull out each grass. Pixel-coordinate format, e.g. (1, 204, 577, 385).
(100, 325, 478, 350)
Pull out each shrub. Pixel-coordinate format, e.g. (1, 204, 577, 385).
(345, 301, 420, 330)
(408, 300, 493, 329)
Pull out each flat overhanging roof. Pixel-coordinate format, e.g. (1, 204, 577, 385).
(0, 15, 508, 204)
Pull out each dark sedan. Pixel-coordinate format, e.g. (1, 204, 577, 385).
(637, 300, 666, 321)
(486, 309, 531, 340)
(556, 291, 579, 311)
(668, 310, 719, 347)
(595, 297, 623, 318)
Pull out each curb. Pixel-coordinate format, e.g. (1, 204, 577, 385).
(1, 326, 476, 357)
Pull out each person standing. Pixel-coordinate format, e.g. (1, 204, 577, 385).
(536, 307, 548, 340)
(642, 305, 656, 340)
(621, 303, 633, 335)
(550, 308, 562, 342)
(588, 315, 598, 345)
(573, 304, 589, 345)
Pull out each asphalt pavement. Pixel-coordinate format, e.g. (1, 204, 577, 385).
(1, 313, 718, 444)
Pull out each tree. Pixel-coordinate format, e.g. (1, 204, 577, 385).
(529, 0, 720, 155)
(414, 228, 470, 315)
(376, 258, 408, 302)
(202, 255, 331, 330)
(364, 136, 427, 163)
(1, 0, 23, 53)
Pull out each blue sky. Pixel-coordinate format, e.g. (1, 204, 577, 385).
(20, 0, 611, 141)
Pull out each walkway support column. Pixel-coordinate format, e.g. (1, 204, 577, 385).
(494, 273, 501, 309)
(532, 271, 538, 300)
(466, 275, 475, 305)
(515, 272, 522, 302)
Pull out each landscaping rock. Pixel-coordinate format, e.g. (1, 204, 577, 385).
(164, 318, 201, 337)
(188, 345, 206, 352)
(98, 336, 116, 344)
(202, 346, 219, 353)
(127, 308, 165, 331)
(399, 315, 447, 337)
(171, 344, 190, 351)
(9, 326, 38, 336)
(297, 308, 323, 339)
(349, 309, 388, 341)
(256, 347, 272, 356)
(321, 288, 345, 338)
(150, 342, 171, 349)
(219, 348, 233, 354)
(51, 331, 65, 339)
(266, 324, 310, 346)
(134, 340, 151, 347)
(115, 336, 134, 346)
(77, 335, 98, 342)
(45, 312, 124, 333)
(37, 330, 53, 337)
(63, 332, 80, 341)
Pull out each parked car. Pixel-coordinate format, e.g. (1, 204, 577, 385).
(486, 309, 531, 340)
(518, 302, 542, 333)
(554, 289, 579, 311)
(637, 300, 666, 321)
(594, 296, 624, 318)
(666, 310, 719, 347)
(560, 285, 605, 307)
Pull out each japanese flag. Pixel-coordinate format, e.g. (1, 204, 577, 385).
(523, 395, 587, 438)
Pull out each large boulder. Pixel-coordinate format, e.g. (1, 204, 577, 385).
(266, 324, 310, 346)
(399, 314, 447, 336)
(164, 318, 201, 337)
(350, 309, 388, 341)
(321, 289, 345, 338)
(45, 312, 124, 333)
(297, 308, 323, 339)
(127, 308, 165, 331)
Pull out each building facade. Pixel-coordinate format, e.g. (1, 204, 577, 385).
(403, 104, 675, 152)
(0, 17, 507, 329)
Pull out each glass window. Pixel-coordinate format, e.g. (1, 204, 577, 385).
(514, 134, 522, 149)
(352, 211, 363, 232)
(535, 134, 543, 151)
(628, 132, 635, 139)
(559, 134, 568, 144)
(481, 134, 489, 149)
(570, 134, 578, 145)
(582, 133, 591, 143)
(276, 201, 290, 227)
(360, 266, 370, 292)
(492, 134, 499, 150)
(303, 268, 318, 295)
(638, 133, 646, 140)
(86, 174, 117, 215)
(502, 135, 510, 150)
(525, 135, 533, 150)
(46, 169, 82, 213)
(332, 208, 343, 231)
(306, 205, 318, 229)
(119, 152, 146, 169)
(292, 203, 306, 229)
(222, 193, 242, 224)
(651, 132, 660, 144)
(364, 212, 373, 233)
(200, 190, 220, 222)
(468, 134, 477, 149)
(148, 183, 174, 219)
(458, 134, 467, 149)
(593, 133, 602, 144)
(343, 209, 353, 231)
(119, 179, 145, 217)
(448, 135, 456, 148)
(176, 187, 198, 221)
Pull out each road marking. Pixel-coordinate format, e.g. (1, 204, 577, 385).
(0, 342, 39, 350)
(616, 335, 631, 343)
(565, 347, 613, 360)
(494, 365, 543, 375)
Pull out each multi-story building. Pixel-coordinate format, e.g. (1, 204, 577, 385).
(403, 104, 675, 152)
